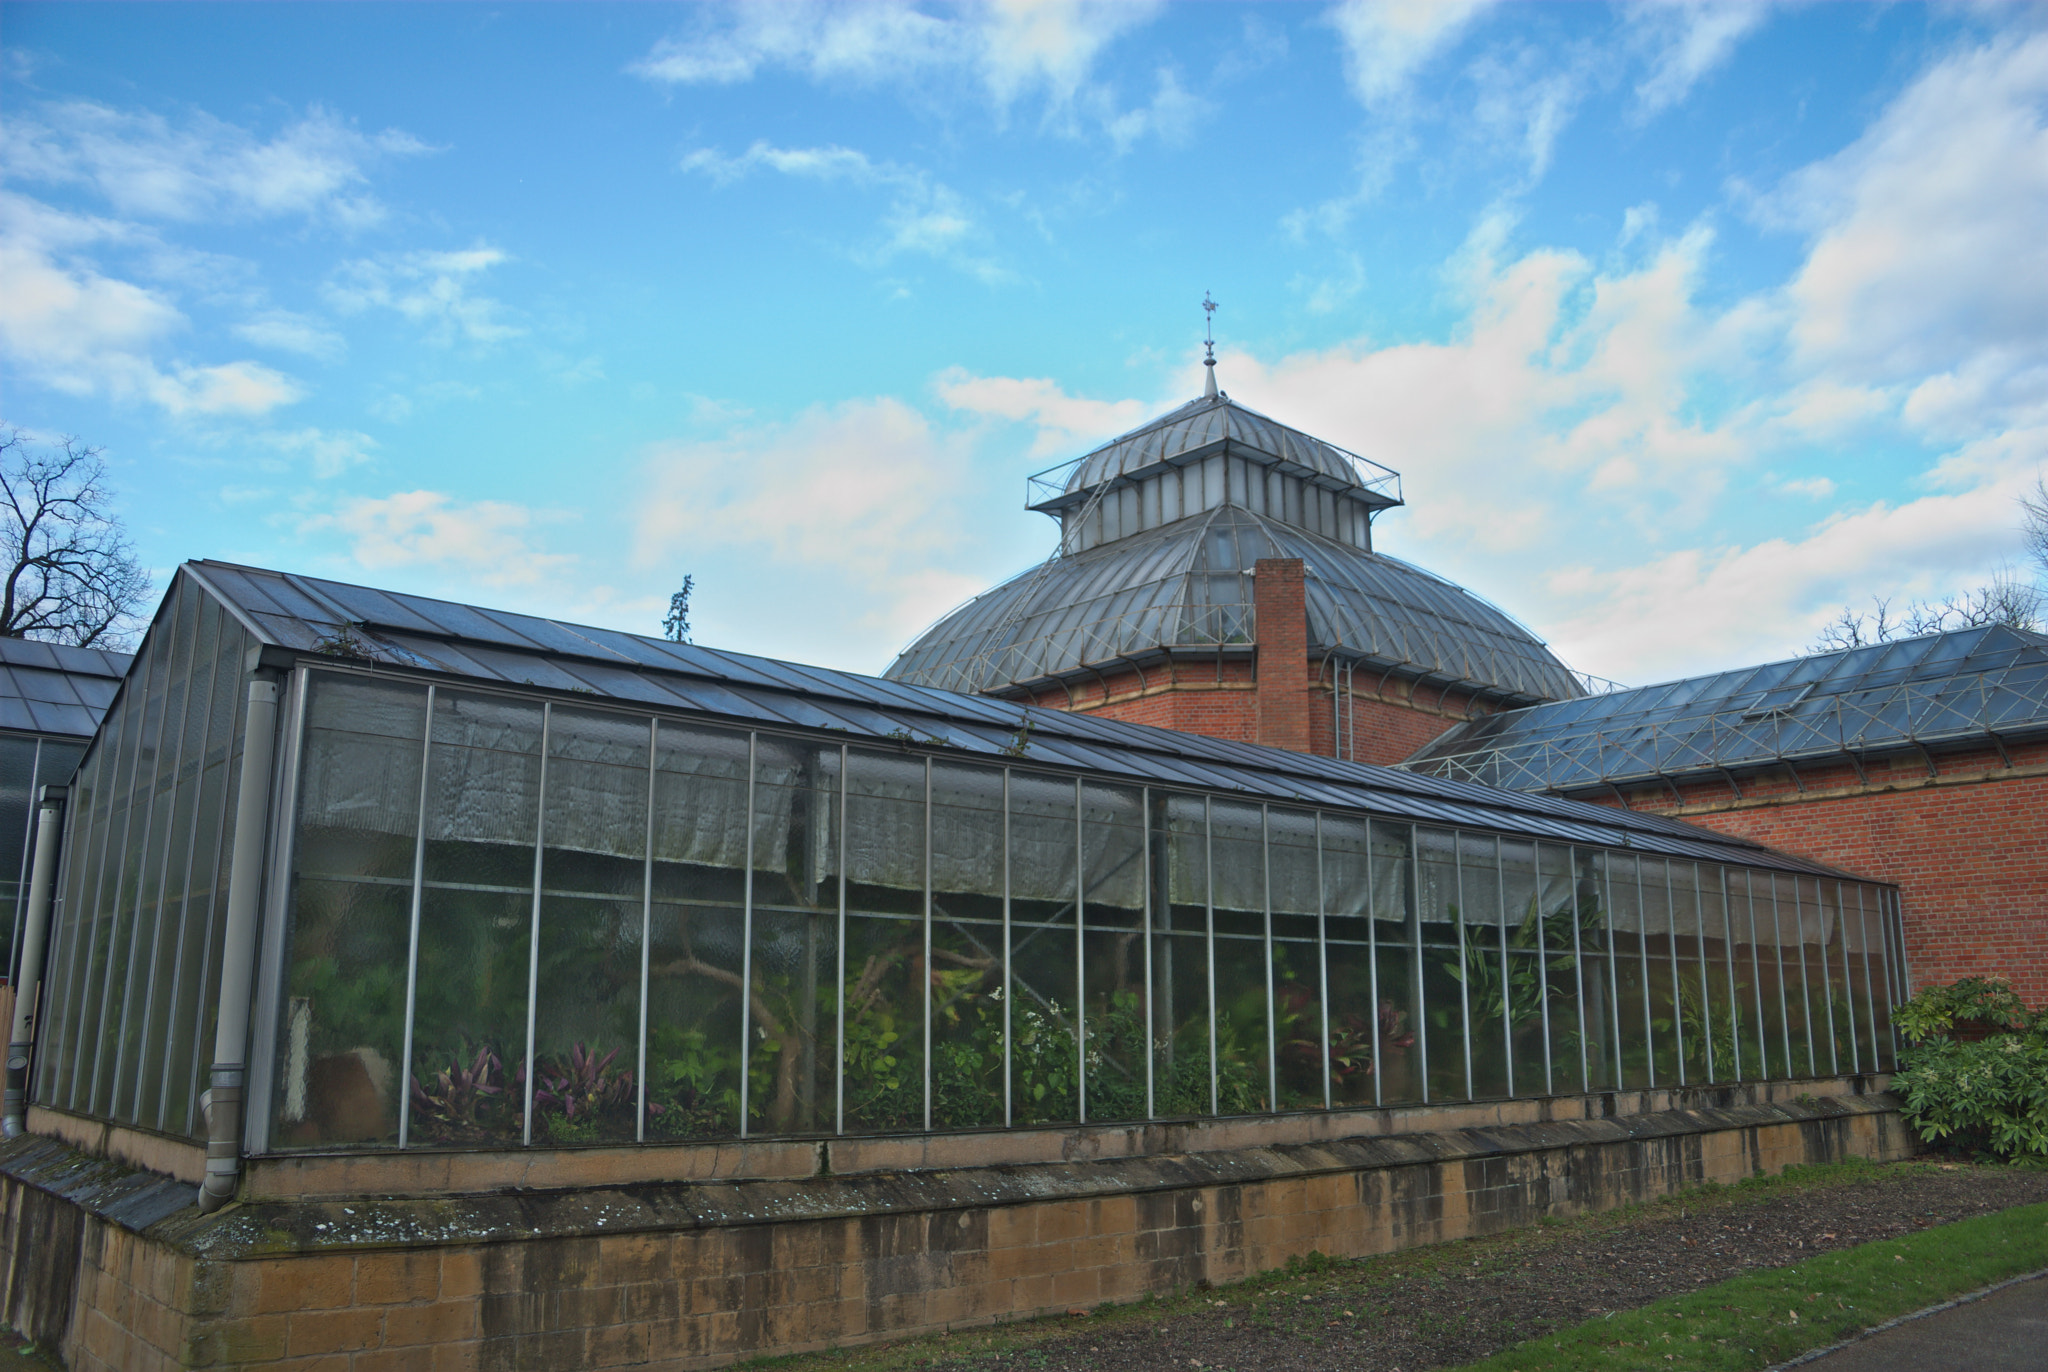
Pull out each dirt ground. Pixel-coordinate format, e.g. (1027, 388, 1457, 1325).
(892, 1162, 2048, 1372)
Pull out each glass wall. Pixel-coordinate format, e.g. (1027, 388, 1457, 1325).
(264, 667, 1910, 1152)
(3, 733, 88, 986)
(28, 577, 252, 1139)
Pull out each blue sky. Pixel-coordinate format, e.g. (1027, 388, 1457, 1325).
(3, 1, 2043, 685)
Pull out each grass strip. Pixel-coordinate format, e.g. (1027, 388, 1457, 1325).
(1448, 1202, 2048, 1371)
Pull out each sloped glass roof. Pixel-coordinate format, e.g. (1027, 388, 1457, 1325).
(0, 636, 131, 738)
(173, 559, 1838, 875)
(1027, 393, 1402, 516)
(1403, 624, 2048, 793)
(884, 506, 1583, 704)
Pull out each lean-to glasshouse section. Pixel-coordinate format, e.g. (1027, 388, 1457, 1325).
(270, 667, 1904, 1151)
(27, 575, 253, 1140)
(26, 562, 1905, 1155)
(0, 637, 128, 982)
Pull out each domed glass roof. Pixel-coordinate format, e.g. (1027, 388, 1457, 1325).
(885, 505, 1583, 704)
(1026, 393, 1402, 517)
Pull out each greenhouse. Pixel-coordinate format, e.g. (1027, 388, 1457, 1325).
(0, 636, 127, 984)
(21, 562, 1902, 1171)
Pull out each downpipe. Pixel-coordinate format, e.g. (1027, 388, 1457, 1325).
(197, 673, 281, 1214)
(2, 789, 68, 1138)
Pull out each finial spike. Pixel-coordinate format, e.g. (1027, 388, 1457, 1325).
(1202, 290, 1219, 399)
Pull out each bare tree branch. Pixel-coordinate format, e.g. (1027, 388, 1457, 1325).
(2023, 474, 2048, 582)
(0, 427, 151, 649)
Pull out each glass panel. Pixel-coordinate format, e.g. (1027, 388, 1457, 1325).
(1370, 821, 1423, 1105)
(1638, 859, 1679, 1087)
(129, 583, 202, 1128)
(272, 674, 426, 1149)
(1455, 833, 1510, 1100)
(841, 749, 925, 1133)
(1534, 844, 1581, 1095)
(1801, 878, 1840, 1075)
(1081, 781, 1147, 1121)
(1319, 815, 1376, 1109)
(1268, 807, 1323, 1111)
(743, 737, 841, 1138)
(1859, 889, 1895, 1070)
(1416, 826, 1467, 1102)
(1498, 839, 1545, 1097)
(1730, 869, 1778, 1080)
(0, 736, 38, 981)
(645, 721, 749, 1140)
(1210, 801, 1270, 1114)
(171, 605, 248, 1137)
(1696, 867, 1740, 1082)
(64, 714, 128, 1114)
(408, 690, 542, 1148)
(1149, 793, 1213, 1117)
(532, 707, 649, 1145)
(1007, 770, 1077, 1125)
(1666, 860, 1705, 1083)
(1824, 882, 1860, 1074)
(1574, 849, 1617, 1091)
(90, 628, 168, 1117)
(1607, 854, 1651, 1089)
(928, 760, 1002, 1132)
(191, 620, 251, 1135)
(1775, 873, 1815, 1077)
(34, 740, 100, 1109)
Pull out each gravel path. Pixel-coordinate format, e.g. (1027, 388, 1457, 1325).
(907, 1163, 2048, 1372)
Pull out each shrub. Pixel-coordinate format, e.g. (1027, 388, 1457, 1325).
(1891, 975, 2033, 1042)
(1891, 978, 2048, 1160)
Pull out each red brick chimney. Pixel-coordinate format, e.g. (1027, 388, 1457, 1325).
(1254, 558, 1311, 753)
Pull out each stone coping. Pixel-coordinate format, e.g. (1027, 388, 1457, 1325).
(236, 1074, 1887, 1200)
(1, 1090, 1902, 1266)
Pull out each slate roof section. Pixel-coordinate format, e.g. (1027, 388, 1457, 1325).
(1026, 393, 1403, 516)
(884, 505, 1584, 704)
(176, 558, 1845, 877)
(0, 635, 133, 738)
(1402, 624, 2048, 795)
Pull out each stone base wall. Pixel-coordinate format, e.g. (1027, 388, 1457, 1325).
(2, 1082, 1917, 1371)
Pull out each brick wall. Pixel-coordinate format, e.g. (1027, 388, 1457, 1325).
(1578, 740, 2048, 1004)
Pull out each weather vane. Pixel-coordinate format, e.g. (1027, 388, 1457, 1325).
(1202, 291, 1220, 397)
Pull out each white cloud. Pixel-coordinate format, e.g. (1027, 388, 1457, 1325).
(148, 360, 303, 417)
(633, 1, 1172, 141)
(1465, 44, 1587, 184)
(634, 398, 986, 656)
(0, 196, 302, 416)
(1771, 33, 2048, 420)
(263, 427, 378, 478)
(1102, 67, 1205, 153)
(232, 309, 345, 361)
(2, 100, 426, 227)
(1629, 2, 1773, 118)
(681, 141, 1007, 279)
(310, 490, 572, 586)
(325, 245, 522, 345)
(1541, 449, 2042, 681)
(1325, 0, 1494, 108)
(680, 142, 884, 185)
(935, 367, 1147, 458)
